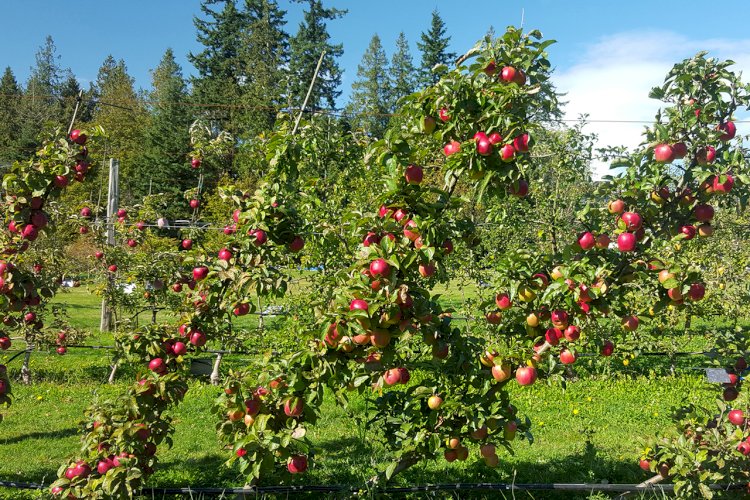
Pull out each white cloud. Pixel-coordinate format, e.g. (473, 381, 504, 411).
(554, 31, 750, 179)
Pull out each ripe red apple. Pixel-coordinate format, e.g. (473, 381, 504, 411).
(443, 141, 460, 156)
(189, 331, 206, 347)
(516, 366, 537, 386)
(383, 368, 401, 386)
(679, 225, 696, 240)
(719, 121, 736, 141)
(70, 129, 87, 144)
(608, 199, 625, 214)
(713, 174, 734, 194)
(56, 346, 67, 355)
(696, 146, 716, 165)
(488, 132, 502, 145)
(418, 262, 436, 277)
(491, 363, 512, 382)
(509, 179, 529, 197)
(427, 395, 443, 410)
(148, 357, 166, 374)
(500, 66, 517, 83)
(442, 239, 454, 254)
(617, 232, 636, 252)
(564, 325, 580, 342)
(252, 229, 268, 245)
(126, 239, 137, 248)
(551, 310, 569, 328)
(193, 266, 209, 281)
(495, 293, 512, 310)
(729, 409, 745, 425)
(350, 299, 368, 311)
(403, 219, 419, 241)
(672, 142, 687, 159)
(653, 144, 674, 163)
(438, 108, 450, 122)
(404, 164, 423, 184)
(135, 221, 146, 231)
(181, 239, 193, 250)
(688, 283, 705, 301)
(483, 61, 496, 76)
(737, 441, 750, 455)
(601, 340, 615, 356)
(499, 143, 515, 162)
(578, 232, 595, 250)
(560, 349, 576, 365)
(513, 134, 530, 153)
(189, 199, 200, 209)
(287, 455, 308, 474)
(667, 287, 683, 302)
(693, 204, 714, 222)
(485, 311, 502, 324)
(80, 207, 92, 218)
(621, 315, 639, 332)
(476, 138, 492, 156)
(363, 232, 380, 247)
(724, 386, 739, 401)
(284, 397, 304, 417)
(218, 248, 232, 261)
(621, 212, 642, 231)
(191, 157, 202, 168)
(594, 234, 610, 249)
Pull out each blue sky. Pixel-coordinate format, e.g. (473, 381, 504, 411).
(4, 1, 750, 176)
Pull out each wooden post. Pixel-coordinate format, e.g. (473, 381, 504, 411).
(292, 50, 326, 135)
(100, 159, 119, 332)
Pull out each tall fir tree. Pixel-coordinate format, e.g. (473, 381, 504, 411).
(237, 0, 289, 138)
(132, 49, 193, 207)
(344, 34, 390, 137)
(0, 67, 22, 165)
(189, 0, 247, 135)
(417, 9, 456, 86)
(90, 56, 148, 202)
(17, 36, 65, 153)
(389, 32, 417, 108)
(288, 0, 346, 110)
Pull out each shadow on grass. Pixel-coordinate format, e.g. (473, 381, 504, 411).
(0, 427, 79, 445)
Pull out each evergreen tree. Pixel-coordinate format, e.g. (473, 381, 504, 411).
(58, 71, 86, 126)
(417, 9, 456, 86)
(237, 0, 289, 137)
(17, 36, 65, 153)
(90, 56, 148, 201)
(288, 0, 346, 110)
(389, 32, 417, 108)
(345, 34, 390, 137)
(0, 67, 22, 165)
(189, 0, 247, 134)
(132, 49, 193, 205)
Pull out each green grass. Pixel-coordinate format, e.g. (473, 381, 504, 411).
(0, 288, 745, 499)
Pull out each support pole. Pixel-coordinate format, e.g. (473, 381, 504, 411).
(100, 159, 119, 332)
(292, 50, 326, 135)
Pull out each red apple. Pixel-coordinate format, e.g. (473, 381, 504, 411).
(181, 239, 193, 250)
(189, 199, 200, 209)
(190, 331, 206, 347)
(488, 132, 502, 145)
(513, 134, 530, 153)
(439, 108, 450, 122)
(672, 142, 687, 159)
(287, 455, 308, 474)
(516, 366, 537, 386)
(251, 229, 268, 246)
(696, 146, 716, 165)
(485, 311, 502, 324)
(719, 121, 736, 141)
(560, 349, 576, 365)
(621, 212, 642, 231)
(288, 236, 305, 253)
(495, 293, 512, 310)
(688, 283, 705, 301)
(653, 144, 674, 163)
(617, 232, 636, 252)
(148, 358, 166, 374)
(608, 199, 625, 214)
(369, 258, 390, 277)
(476, 138, 492, 156)
(713, 173, 734, 194)
(694, 204, 714, 222)
(443, 141, 461, 156)
(595, 234, 611, 249)
(601, 340, 615, 356)
(193, 266, 209, 281)
(383, 368, 401, 386)
(621, 315, 639, 332)
(405, 164, 423, 184)
(680, 225, 696, 240)
(283, 397, 303, 417)
(499, 143, 515, 162)
(350, 299, 368, 312)
(218, 248, 232, 261)
(728, 409, 745, 426)
(578, 232, 595, 250)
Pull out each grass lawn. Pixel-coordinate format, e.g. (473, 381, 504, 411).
(0, 288, 742, 499)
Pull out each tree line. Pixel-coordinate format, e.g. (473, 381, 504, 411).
(0, 0, 462, 215)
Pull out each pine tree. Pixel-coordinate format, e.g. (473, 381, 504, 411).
(189, 0, 247, 134)
(288, 0, 346, 110)
(132, 49, 193, 206)
(417, 10, 456, 86)
(17, 36, 64, 152)
(237, 0, 290, 137)
(389, 32, 417, 108)
(58, 71, 85, 126)
(90, 56, 148, 201)
(0, 67, 22, 165)
(345, 34, 390, 137)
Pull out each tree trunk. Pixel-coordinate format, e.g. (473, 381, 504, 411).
(210, 352, 223, 386)
(21, 349, 32, 384)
